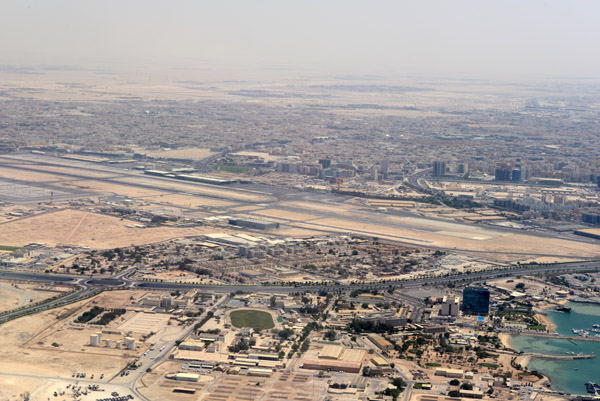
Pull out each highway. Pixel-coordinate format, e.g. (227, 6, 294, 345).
(0, 275, 101, 324)
(1, 259, 600, 327)
(3, 260, 600, 295)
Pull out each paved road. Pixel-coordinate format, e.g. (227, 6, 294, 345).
(122, 295, 229, 400)
(1, 259, 600, 327)
(0, 278, 100, 324)
(3, 259, 600, 295)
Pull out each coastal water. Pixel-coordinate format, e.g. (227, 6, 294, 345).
(509, 302, 600, 395)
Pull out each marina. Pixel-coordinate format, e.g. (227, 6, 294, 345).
(510, 302, 600, 395)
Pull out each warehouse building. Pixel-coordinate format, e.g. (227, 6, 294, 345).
(229, 218, 279, 230)
(302, 359, 362, 374)
(367, 334, 393, 351)
(435, 368, 464, 378)
(174, 373, 200, 382)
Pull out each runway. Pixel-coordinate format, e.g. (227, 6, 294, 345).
(1, 152, 599, 262)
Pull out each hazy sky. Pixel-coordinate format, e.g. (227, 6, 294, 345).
(1, 0, 599, 80)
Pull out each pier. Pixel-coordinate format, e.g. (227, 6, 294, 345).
(523, 352, 595, 360)
(505, 331, 600, 343)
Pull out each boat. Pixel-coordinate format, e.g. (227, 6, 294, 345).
(585, 382, 596, 394)
(556, 306, 571, 312)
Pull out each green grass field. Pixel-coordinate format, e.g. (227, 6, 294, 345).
(230, 309, 274, 330)
(479, 363, 499, 368)
(0, 246, 19, 252)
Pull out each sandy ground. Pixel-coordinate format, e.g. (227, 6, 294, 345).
(229, 205, 268, 212)
(56, 180, 165, 197)
(250, 208, 321, 221)
(0, 294, 142, 395)
(140, 147, 215, 160)
(231, 151, 284, 162)
(29, 379, 135, 401)
(535, 303, 559, 333)
(29, 164, 122, 179)
(0, 376, 47, 401)
(499, 336, 532, 369)
(0, 166, 68, 183)
(0, 208, 228, 249)
(0, 282, 55, 313)
(114, 177, 274, 203)
(499, 333, 513, 349)
(137, 193, 237, 208)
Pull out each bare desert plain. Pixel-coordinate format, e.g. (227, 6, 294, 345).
(0, 209, 228, 249)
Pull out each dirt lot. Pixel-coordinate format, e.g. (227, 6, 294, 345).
(113, 177, 274, 203)
(0, 294, 143, 395)
(0, 376, 47, 401)
(140, 147, 215, 160)
(0, 281, 55, 313)
(138, 193, 238, 208)
(0, 166, 68, 183)
(0, 209, 228, 249)
(27, 292, 151, 354)
(250, 208, 321, 222)
(56, 180, 165, 198)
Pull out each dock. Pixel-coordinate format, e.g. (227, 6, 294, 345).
(506, 331, 600, 343)
(523, 352, 595, 360)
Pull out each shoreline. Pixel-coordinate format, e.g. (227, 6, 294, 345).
(500, 301, 562, 367)
(535, 310, 556, 334)
(499, 332, 513, 349)
(535, 299, 569, 334)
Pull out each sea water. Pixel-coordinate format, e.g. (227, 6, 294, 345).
(509, 302, 600, 395)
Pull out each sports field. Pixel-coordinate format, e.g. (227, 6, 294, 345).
(229, 309, 274, 330)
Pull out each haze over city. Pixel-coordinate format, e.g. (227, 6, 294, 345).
(1, 0, 600, 80)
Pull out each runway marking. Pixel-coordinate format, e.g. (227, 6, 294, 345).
(65, 212, 87, 242)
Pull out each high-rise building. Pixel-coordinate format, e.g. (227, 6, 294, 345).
(582, 213, 600, 225)
(495, 168, 511, 181)
(381, 159, 390, 179)
(277, 162, 298, 173)
(462, 287, 490, 315)
(511, 169, 523, 182)
(160, 296, 172, 309)
(433, 161, 446, 177)
(370, 165, 379, 181)
(318, 159, 332, 169)
(440, 296, 460, 317)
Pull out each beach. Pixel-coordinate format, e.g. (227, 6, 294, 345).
(535, 310, 556, 333)
(499, 333, 513, 349)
